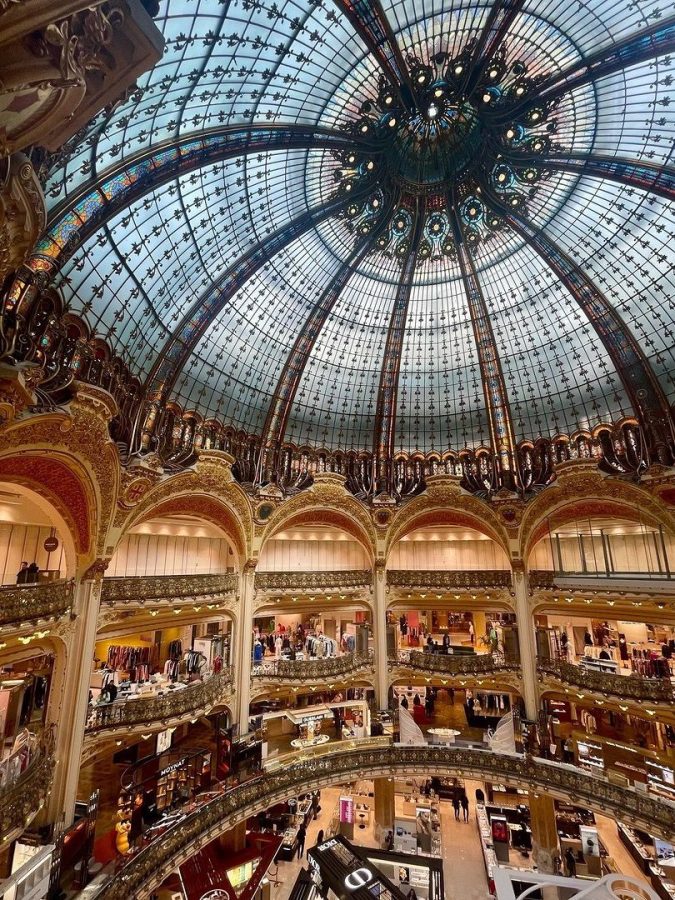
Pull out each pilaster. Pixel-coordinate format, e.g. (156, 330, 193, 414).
(373, 561, 389, 709)
(528, 792, 559, 874)
(235, 562, 256, 727)
(512, 563, 538, 720)
(47, 569, 103, 826)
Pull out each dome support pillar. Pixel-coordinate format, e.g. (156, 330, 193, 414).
(373, 562, 389, 710)
(235, 563, 256, 729)
(372, 198, 426, 498)
(258, 190, 399, 482)
(491, 15, 675, 124)
(450, 197, 521, 490)
(513, 565, 538, 721)
(140, 179, 376, 451)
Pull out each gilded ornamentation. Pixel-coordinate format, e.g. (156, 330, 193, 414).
(0, 154, 46, 288)
(252, 650, 373, 681)
(0, 2, 163, 155)
(93, 742, 675, 899)
(539, 658, 674, 703)
(386, 478, 511, 558)
(0, 726, 54, 843)
(0, 579, 74, 627)
(0, 389, 120, 558)
(101, 573, 238, 604)
(0, 364, 35, 426)
(120, 460, 252, 558)
(391, 650, 520, 677)
(387, 569, 512, 590)
(82, 558, 110, 581)
(519, 466, 675, 560)
(259, 480, 377, 560)
(254, 569, 372, 593)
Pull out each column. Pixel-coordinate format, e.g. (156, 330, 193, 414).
(528, 792, 559, 874)
(513, 565, 538, 720)
(48, 573, 103, 826)
(235, 562, 256, 728)
(373, 562, 389, 710)
(373, 777, 395, 843)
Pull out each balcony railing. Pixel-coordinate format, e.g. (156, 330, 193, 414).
(89, 742, 675, 900)
(538, 658, 675, 703)
(392, 649, 520, 676)
(0, 580, 74, 626)
(528, 570, 556, 590)
(254, 570, 372, 592)
(85, 671, 233, 733)
(0, 727, 54, 841)
(252, 650, 374, 680)
(100, 573, 238, 604)
(386, 569, 512, 589)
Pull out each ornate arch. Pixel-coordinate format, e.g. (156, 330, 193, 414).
(257, 476, 377, 563)
(122, 488, 250, 566)
(519, 462, 675, 562)
(0, 387, 119, 560)
(385, 478, 511, 562)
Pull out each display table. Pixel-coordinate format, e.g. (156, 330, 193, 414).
(290, 734, 330, 750)
(427, 728, 460, 745)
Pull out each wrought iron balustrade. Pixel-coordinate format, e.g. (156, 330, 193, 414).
(392, 649, 520, 675)
(100, 573, 238, 604)
(0, 726, 54, 841)
(528, 570, 556, 590)
(90, 741, 675, 900)
(252, 650, 374, 680)
(538, 658, 675, 703)
(0, 580, 74, 626)
(85, 671, 233, 733)
(254, 570, 372, 592)
(386, 569, 512, 590)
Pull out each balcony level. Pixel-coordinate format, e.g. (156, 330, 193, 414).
(252, 649, 374, 685)
(0, 580, 74, 631)
(0, 727, 54, 844)
(87, 741, 675, 900)
(100, 572, 239, 609)
(84, 670, 233, 741)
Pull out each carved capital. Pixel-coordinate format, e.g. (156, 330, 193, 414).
(0, 154, 46, 288)
(82, 557, 110, 581)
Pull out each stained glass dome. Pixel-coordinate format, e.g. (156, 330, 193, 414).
(30, 0, 675, 463)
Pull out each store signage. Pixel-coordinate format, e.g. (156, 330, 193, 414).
(339, 796, 354, 824)
(158, 756, 187, 778)
(344, 868, 373, 891)
(44, 535, 59, 552)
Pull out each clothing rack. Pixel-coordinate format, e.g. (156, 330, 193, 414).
(105, 645, 159, 682)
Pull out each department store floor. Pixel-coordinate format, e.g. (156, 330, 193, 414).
(258, 783, 643, 900)
(78, 689, 516, 843)
(80, 688, 647, 900)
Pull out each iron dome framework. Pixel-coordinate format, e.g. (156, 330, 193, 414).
(3, 0, 675, 499)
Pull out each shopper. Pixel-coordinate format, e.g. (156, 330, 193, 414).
(475, 787, 485, 805)
(452, 795, 460, 821)
(461, 793, 469, 822)
(16, 561, 29, 585)
(316, 828, 324, 846)
(297, 823, 306, 858)
(26, 562, 39, 583)
(400, 695, 409, 710)
(385, 830, 394, 851)
(565, 847, 577, 877)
